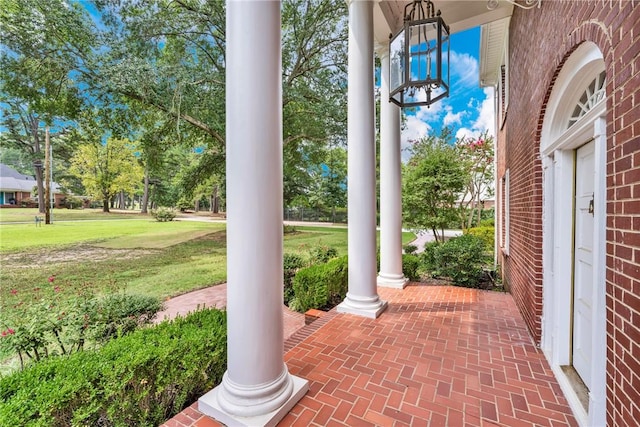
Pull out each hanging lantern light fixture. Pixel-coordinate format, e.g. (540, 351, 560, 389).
(389, 0, 450, 108)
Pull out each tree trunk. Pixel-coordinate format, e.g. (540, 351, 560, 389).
(194, 199, 199, 212)
(30, 117, 46, 214)
(141, 168, 150, 213)
(211, 184, 219, 213)
(118, 191, 125, 210)
(44, 127, 51, 224)
(102, 196, 110, 213)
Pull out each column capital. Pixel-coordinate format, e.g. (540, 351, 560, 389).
(374, 41, 390, 59)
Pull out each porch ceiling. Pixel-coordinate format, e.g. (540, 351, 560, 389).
(373, 0, 514, 44)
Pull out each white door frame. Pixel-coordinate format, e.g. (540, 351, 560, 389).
(539, 42, 607, 427)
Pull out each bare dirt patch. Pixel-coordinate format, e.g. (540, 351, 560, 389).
(1, 245, 157, 268)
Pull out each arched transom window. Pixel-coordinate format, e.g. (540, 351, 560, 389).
(568, 71, 606, 129)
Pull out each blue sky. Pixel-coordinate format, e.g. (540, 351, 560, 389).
(400, 26, 495, 157)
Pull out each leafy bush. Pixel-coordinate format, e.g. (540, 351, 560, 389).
(290, 256, 348, 312)
(420, 234, 487, 287)
(479, 218, 495, 227)
(62, 195, 84, 209)
(0, 288, 162, 369)
(0, 309, 226, 427)
(283, 253, 305, 305)
(402, 254, 420, 281)
(151, 207, 176, 222)
(90, 294, 164, 343)
(403, 244, 418, 254)
(308, 245, 339, 264)
(283, 225, 298, 234)
(465, 226, 495, 253)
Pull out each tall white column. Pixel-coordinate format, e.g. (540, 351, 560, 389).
(198, 2, 308, 425)
(337, 0, 388, 319)
(376, 44, 408, 289)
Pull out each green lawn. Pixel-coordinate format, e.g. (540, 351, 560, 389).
(0, 219, 218, 252)
(0, 220, 415, 314)
(0, 207, 145, 223)
(0, 218, 414, 374)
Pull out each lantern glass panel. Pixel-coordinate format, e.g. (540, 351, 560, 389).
(408, 21, 439, 85)
(390, 30, 405, 96)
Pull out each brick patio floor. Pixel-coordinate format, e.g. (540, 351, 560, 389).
(161, 283, 577, 427)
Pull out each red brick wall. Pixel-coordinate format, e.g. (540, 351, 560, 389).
(503, 1, 639, 426)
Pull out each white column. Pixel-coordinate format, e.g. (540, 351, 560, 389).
(376, 43, 408, 289)
(198, 2, 308, 425)
(337, 0, 388, 319)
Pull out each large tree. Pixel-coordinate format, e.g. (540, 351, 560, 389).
(1, 0, 349, 212)
(94, 0, 347, 203)
(402, 128, 469, 241)
(456, 131, 495, 229)
(69, 137, 143, 213)
(0, 0, 91, 211)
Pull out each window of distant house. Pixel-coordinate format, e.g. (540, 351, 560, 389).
(567, 70, 606, 129)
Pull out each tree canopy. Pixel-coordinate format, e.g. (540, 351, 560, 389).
(0, 0, 349, 213)
(402, 128, 468, 241)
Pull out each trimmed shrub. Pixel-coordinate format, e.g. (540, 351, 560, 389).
(0, 309, 226, 427)
(90, 294, 164, 343)
(283, 225, 298, 234)
(308, 245, 339, 264)
(465, 226, 495, 253)
(62, 195, 84, 209)
(151, 207, 176, 222)
(403, 244, 418, 254)
(420, 235, 488, 287)
(402, 254, 420, 281)
(283, 253, 305, 305)
(290, 256, 348, 312)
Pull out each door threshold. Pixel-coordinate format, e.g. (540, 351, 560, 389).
(560, 365, 589, 411)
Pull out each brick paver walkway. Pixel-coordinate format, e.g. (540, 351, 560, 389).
(154, 283, 306, 342)
(161, 284, 577, 427)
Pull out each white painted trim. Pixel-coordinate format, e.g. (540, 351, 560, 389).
(504, 169, 510, 256)
(541, 101, 605, 156)
(588, 116, 607, 427)
(540, 155, 555, 356)
(541, 42, 605, 148)
(539, 41, 606, 427)
(550, 151, 574, 367)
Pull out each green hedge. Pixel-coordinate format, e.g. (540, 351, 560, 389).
(290, 254, 423, 312)
(290, 256, 348, 312)
(421, 234, 488, 287)
(402, 254, 420, 281)
(465, 226, 495, 252)
(0, 309, 227, 427)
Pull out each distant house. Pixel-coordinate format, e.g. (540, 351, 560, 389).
(0, 163, 63, 207)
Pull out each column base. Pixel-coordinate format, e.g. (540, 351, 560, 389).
(198, 374, 308, 427)
(377, 273, 409, 289)
(337, 292, 388, 319)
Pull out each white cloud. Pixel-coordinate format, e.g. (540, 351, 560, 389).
(443, 106, 463, 127)
(455, 87, 495, 140)
(401, 113, 432, 161)
(449, 51, 479, 95)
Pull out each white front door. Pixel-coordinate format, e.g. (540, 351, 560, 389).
(573, 140, 595, 389)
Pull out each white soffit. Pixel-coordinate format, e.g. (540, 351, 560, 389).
(375, 0, 514, 44)
(479, 16, 511, 86)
